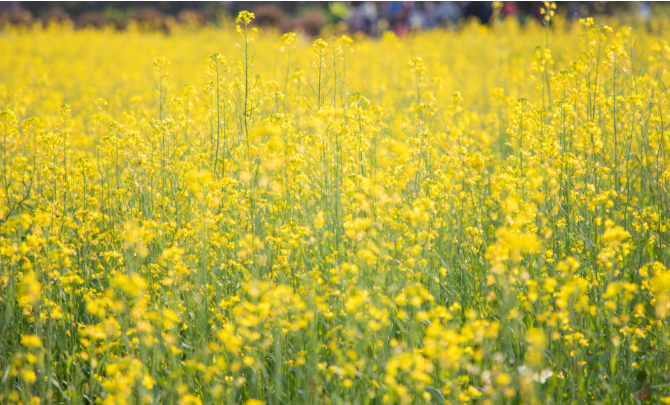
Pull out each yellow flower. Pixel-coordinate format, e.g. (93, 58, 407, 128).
(21, 335, 42, 348)
(142, 374, 155, 390)
(236, 11, 255, 24)
(21, 370, 37, 384)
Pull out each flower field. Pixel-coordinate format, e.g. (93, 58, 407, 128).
(3, 6, 670, 404)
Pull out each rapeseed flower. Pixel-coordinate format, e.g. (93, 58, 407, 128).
(2, 8, 670, 405)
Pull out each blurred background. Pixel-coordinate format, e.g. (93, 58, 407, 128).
(0, 1, 658, 36)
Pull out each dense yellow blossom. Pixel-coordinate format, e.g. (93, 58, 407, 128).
(3, 8, 670, 405)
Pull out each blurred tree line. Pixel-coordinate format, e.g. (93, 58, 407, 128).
(0, 1, 651, 36)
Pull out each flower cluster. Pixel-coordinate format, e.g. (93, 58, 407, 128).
(2, 9, 670, 405)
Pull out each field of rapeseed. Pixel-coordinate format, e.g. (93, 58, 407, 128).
(3, 5, 670, 404)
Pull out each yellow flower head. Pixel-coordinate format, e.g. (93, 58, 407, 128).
(236, 11, 255, 25)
